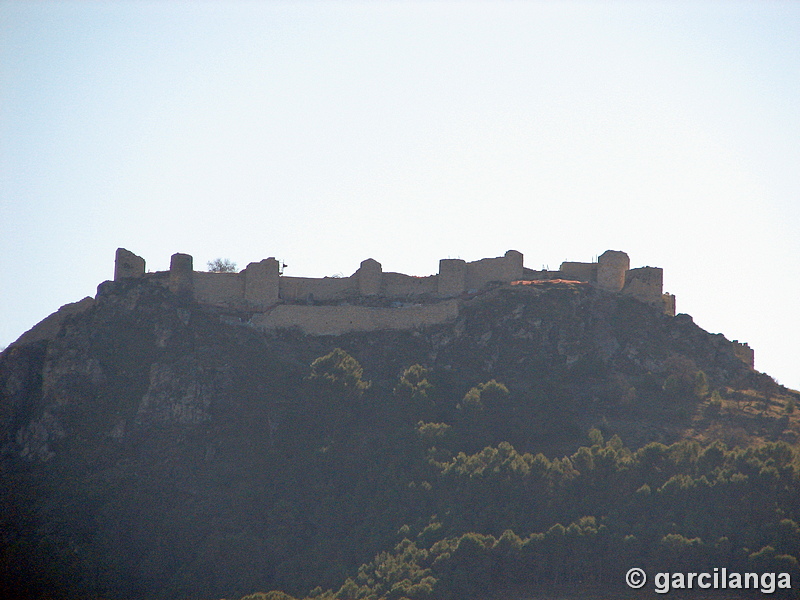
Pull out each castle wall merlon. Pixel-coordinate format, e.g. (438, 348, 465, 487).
(114, 248, 145, 280)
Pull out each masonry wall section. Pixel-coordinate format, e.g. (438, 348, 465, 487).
(465, 250, 524, 290)
(623, 267, 663, 306)
(383, 273, 438, 296)
(193, 272, 244, 305)
(250, 299, 460, 335)
(559, 262, 597, 282)
(279, 276, 356, 301)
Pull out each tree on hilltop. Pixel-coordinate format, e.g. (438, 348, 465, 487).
(207, 258, 237, 272)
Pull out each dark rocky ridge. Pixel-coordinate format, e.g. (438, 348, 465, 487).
(1, 277, 796, 599)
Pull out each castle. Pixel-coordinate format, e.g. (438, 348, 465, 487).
(113, 248, 677, 336)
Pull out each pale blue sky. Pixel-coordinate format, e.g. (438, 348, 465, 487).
(2, 1, 798, 390)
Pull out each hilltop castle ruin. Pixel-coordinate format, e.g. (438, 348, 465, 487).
(113, 248, 677, 336)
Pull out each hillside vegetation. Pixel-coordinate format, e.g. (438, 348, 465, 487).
(1, 278, 798, 599)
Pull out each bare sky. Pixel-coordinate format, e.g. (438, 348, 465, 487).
(1, 1, 798, 389)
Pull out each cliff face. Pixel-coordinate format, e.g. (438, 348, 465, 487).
(0, 277, 796, 599)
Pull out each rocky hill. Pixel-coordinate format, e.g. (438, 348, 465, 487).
(1, 276, 798, 599)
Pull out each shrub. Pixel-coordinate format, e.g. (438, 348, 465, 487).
(308, 348, 371, 394)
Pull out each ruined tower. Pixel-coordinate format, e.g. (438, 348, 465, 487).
(597, 250, 630, 293)
(114, 248, 145, 280)
(357, 259, 382, 296)
(169, 253, 194, 298)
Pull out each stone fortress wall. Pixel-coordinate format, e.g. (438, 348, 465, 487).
(114, 248, 676, 336)
(559, 250, 676, 316)
(249, 300, 461, 336)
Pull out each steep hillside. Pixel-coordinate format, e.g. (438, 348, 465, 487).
(1, 277, 798, 599)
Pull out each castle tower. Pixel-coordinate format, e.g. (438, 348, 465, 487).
(597, 250, 630, 293)
(169, 253, 194, 298)
(503, 250, 524, 281)
(244, 257, 280, 307)
(114, 248, 145, 280)
(438, 258, 466, 297)
(357, 258, 382, 296)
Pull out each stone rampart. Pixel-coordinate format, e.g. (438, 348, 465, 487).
(250, 299, 459, 336)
